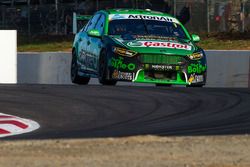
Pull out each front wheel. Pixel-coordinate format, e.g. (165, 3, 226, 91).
(71, 50, 90, 85)
(98, 51, 117, 86)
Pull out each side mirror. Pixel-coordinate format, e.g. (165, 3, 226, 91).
(191, 34, 200, 43)
(87, 29, 101, 38)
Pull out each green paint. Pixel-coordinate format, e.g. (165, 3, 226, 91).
(87, 29, 101, 37)
(144, 64, 150, 69)
(188, 63, 206, 74)
(133, 70, 187, 85)
(76, 15, 92, 20)
(140, 54, 183, 65)
(111, 57, 136, 71)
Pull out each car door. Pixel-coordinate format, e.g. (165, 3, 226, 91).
(86, 14, 105, 74)
(78, 14, 100, 72)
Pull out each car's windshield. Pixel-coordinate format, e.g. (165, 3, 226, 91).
(108, 19, 187, 39)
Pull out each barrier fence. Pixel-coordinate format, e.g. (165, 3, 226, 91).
(15, 51, 250, 87)
(1, 0, 250, 35)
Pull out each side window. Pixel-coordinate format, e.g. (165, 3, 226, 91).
(85, 14, 100, 32)
(83, 20, 91, 32)
(94, 15, 105, 35)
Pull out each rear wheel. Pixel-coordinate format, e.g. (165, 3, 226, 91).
(98, 51, 117, 85)
(71, 50, 90, 85)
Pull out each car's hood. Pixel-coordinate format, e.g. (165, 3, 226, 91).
(111, 35, 196, 55)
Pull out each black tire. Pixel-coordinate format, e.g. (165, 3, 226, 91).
(71, 50, 90, 85)
(155, 83, 172, 87)
(98, 51, 117, 85)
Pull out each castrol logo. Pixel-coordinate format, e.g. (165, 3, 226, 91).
(127, 41, 192, 50)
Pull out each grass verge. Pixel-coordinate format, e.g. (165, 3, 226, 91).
(17, 33, 250, 52)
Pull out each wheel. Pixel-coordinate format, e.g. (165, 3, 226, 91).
(71, 50, 90, 85)
(98, 51, 117, 85)
(155, 83, 172, 87)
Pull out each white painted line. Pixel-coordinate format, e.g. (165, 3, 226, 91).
(0, 113, 40, 138)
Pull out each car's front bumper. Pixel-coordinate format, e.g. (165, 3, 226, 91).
(109, 54, 207, 86)
(133, 69, 189, 85)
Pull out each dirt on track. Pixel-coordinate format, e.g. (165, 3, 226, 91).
(1, 135, 250, 167)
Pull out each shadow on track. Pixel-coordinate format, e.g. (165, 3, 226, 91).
(1, 85, 250, 140)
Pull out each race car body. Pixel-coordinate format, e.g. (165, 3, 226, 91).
(71, 9, 207, 86)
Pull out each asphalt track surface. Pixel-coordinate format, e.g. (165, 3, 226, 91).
(1, 84, 250, 140)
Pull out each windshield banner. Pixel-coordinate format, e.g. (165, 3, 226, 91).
(109, 14, 179, 23)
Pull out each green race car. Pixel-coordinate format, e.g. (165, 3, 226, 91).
(71, 9, 207, 87)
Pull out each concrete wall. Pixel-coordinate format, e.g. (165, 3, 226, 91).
(206, 51, 250, 87)
(17, 52, 71, 84)
(16, 51, 250, 87)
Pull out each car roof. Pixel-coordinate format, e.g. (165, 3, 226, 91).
(101, 8, 174, 18)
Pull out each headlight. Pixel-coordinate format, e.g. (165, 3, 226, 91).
(112, 47, 137, 57)
(188, 52, 203, 60)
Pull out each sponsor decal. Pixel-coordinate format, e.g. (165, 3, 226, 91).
(0, 113, 40, 138)
(109, 14, 179, 23)
(112, 70, 133, 80)
(127, 41, 143, 47)
(127, 41, 192, 50)
(188, 74, 204, 83)
(188, 63, 206, 74)
(188, 52, 203, 60)
(79, 49, 97, 71)
(151, 64, 173, 71)
(128, 14, 173, 22)
(144, 64, 180, 71)
(135, 35, 176, 41)
(111, 57, 136, 71)
(112, 47, 137, 57)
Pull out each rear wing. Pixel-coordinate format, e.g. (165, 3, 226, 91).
(73, 12, 92, 34)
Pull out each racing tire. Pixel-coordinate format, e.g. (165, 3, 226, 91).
(71, 50, 90, 85)
(98, 51, 117, 86)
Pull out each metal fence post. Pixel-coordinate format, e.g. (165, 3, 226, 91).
(174, 0, 177, 17)
(28, 0, 31, 37)
(242, 1, 245, 32)
(73, 12, 77, 34)
(207, 0, 210, 33)
(96, 0, 99, 11)
(55, 0, 58, 35)
(1, 6, 4, 28)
